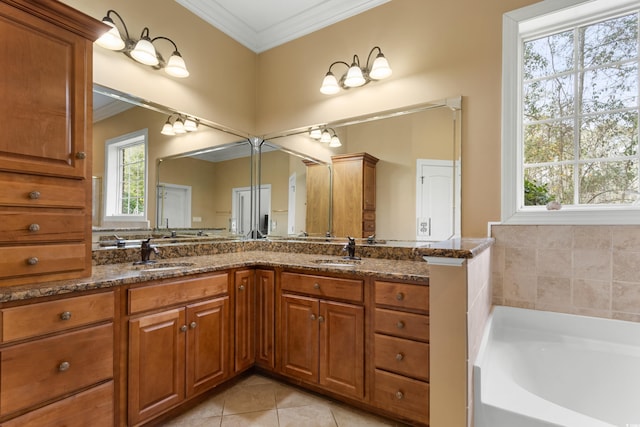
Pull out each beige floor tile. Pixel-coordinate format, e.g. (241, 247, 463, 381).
(223, 383, 277, 415)
(163, 414, 222, 427)
(277, 404, 337, 427)
(274, 383, 328, 409)
(220, 410, 279, 427)
(329, 402, 405, 426)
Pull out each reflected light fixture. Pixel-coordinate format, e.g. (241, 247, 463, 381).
(320, 46, 392, 95)
(161, 114, 199, 136)
(95, 10, 190, 78)
(309, 127, 341, 147)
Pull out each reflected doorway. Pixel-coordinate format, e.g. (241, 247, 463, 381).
(232, 185, 271, 236)
(158, 183, 192, 229)
(416, 160, 455, 241)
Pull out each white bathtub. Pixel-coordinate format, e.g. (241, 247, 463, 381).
(473, 306, 640, 427)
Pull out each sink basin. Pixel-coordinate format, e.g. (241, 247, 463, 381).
(133, 262, 195, 272)
(312, 258, 362, 268)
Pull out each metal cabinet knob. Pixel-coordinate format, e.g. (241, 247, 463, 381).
(60, 311, 72, 321)
(190, 322, 197, 329)
(27, 257, 39, 265)
(395, 391, 404, 400)
(396, 292, 404, 301)
(75, 152, 86, 159)
(396, 320, 405, 329)
(395, 352, 404, 361)
(310, 314, 316, 321)
(29, 191, 40, 200)
(59, 361, 70, 372)
(238, 284, 245, 291)
(313, 283, 320, 290)
(180, 325, 188, 332)
(28, 223, 40, 232)
(318, 315, 325, 323)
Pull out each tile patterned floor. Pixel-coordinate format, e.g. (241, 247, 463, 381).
(162, 374, 410, 427)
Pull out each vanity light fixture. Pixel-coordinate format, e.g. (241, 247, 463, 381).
(320, 46, 392, 95)
(309, 127, 341, 147)
(161, 114, 199, 136)
(95, 10, 190, 78)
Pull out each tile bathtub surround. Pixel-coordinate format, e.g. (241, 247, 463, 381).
(160, 374, 410, 427)
(491, 224, 640, 322)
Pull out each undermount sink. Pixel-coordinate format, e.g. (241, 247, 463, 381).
(133, 262, 195, 272)
(312, 258, 362, 268)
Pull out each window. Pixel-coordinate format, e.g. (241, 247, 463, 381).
(104, 129, 148, 225)
(502, 0, 640, 224)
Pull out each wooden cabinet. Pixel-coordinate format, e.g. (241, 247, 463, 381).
(0, 0, 105, 286)
(304, 160, 331, 236)
(234, 269, 255, 372)
(280, 272, 365, 399)
(127, 274, 230, 425)
(0, 291, 115, 425)
(372, 280, 430, 425)
(331, 153, 378, 238)
(255, 269, 275, 370)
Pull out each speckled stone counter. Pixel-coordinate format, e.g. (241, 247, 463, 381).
(1, 238, 493, 303)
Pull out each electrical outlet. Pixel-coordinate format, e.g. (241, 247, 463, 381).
(192, 216, 202, 222)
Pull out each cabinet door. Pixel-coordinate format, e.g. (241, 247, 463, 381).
(280, 294, 319, 382)
(256, 269, 275, 370)
(0, 2, 90, 179)
(186, 297, 229, 398)
(319, 301, 365, 399)
(128, 308, 185, 426)
(234, 270, 255, 373)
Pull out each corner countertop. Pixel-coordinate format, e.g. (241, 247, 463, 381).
(1, 238, 493, 303)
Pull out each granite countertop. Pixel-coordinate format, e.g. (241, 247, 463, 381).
(1, 238, 493, 303)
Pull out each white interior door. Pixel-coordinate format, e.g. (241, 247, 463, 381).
(416, 160, 454, 241)
(158, 183, 191, 229)
(232, 185, 271, 236)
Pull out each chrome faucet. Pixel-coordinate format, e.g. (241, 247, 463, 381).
(139, 238, 159, 264)
(343, 236, 359, 259)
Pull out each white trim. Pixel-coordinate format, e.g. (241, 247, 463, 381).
(422, 256, 466, 267)
(501, 0, 640, 225)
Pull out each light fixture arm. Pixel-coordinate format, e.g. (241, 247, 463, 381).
(104, 9, 132, 49)
(319, 46, 392, 94)
(152, 36, 179, 53)
(365, 46, 383, 70)
(327, 60, 350, 74)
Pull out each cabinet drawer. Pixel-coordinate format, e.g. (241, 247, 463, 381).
(0, 171, 85, 209)
(373, 369, 429, 425)
(375, 281, 429, 312)
(129, 273, 229, 314)
(1, 381, 114, 427)
(374, 308, 429, 342)
(374, 334, 429, 381)
(1, 292, 114, 343)
(363, 210, 375, 221)
(0, 209, 85, 243)
(363, 221, 375, 233)
(0, 243, 86, 281)
(281, 272, 363, 303)
(0, 323, 113, 416)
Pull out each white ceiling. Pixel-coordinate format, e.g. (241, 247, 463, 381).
(175, 0, 390, 53)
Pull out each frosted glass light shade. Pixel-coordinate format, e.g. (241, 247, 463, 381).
(172, 118, 186, 134)
(165, 52, 189, 78)
(161, 120, 175, 136)
(309, 128, 322, 139)
(344, 64, 365, 87)
(329, 135, 342, 147)
(131, 38, 158, 66)
(369, 53, 392, 80)
(320, 72, 340, 95)
(96, 20, 125, 50)
(184, 118, 198, 132)
(320, 130, 331, 143)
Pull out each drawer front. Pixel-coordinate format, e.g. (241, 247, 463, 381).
(281, 272, 363, 303)
(375, 308, 429, 342)
(1, 292, 114, 343)
(0, 172, 85, 209)
(129, 273, 229, 314)
(0, 243, 86, 280)
(374, 334, 429, 381)
(1, 381, 114, 427)
(363, 210, 375, 221)
(375, 281, 429, 312)
(373, 369, 429, 425)
(363, 221, 375, 233)
(0, 323, 113, 416)
(0, 209, 85, 243)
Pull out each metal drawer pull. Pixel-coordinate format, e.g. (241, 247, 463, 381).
(396, 320, 405, 329)
(396, 292, 404, 301)
(28, 223, 40, 232)
(29, 191, 41, 200)
(238, 284, 245, 291)
(75, 152, 87, 159)
(310, 314, 316, 321)
(396, 352, 404, 361)
(180, 325, 188, 332)
(58, 361, 70, 372)
(27, 257, 39, 265)
(60, 311, 72, 321)
(190, 322, 197, 329)
(318, 315, 325, 323)
(395, 391, 404, 400)
(313, 283, 320, 289)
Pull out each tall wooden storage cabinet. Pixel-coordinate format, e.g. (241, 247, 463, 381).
(331, 153, 379, 238)
(303, 160, 331, 236)
(0, 0, 105, 286)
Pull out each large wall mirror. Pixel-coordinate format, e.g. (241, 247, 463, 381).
(92, 85, 461, 242)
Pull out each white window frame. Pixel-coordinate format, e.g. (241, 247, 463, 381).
(103, 129, 149, 227)
(502, 0, 640, 224)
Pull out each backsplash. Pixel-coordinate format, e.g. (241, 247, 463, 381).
(491, 224, 640, 322)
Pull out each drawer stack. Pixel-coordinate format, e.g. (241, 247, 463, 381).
(0, 291, 115, 426)
(372, 280, 430, 425)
